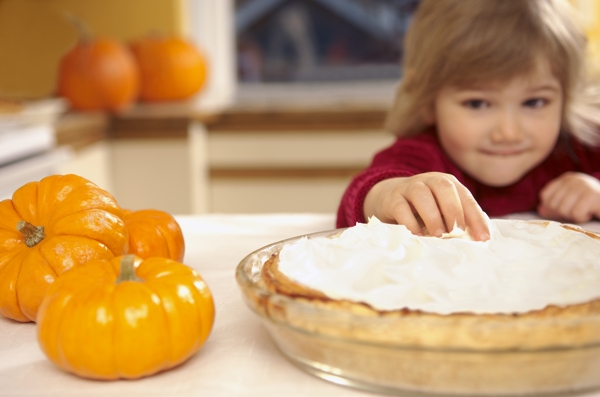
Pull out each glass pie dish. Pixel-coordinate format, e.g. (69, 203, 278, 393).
(235, 228, 600, 396)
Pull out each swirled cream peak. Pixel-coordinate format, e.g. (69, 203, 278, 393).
(277, 217, 600, 315)
(440, 222, 474, 240)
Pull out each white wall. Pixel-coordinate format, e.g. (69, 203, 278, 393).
(186, 0, 237, 112)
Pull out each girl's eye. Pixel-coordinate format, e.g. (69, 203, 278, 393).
(523, 98, 547, 108)
(463, 99, 488, 109)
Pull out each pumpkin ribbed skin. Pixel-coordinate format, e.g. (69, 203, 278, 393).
(123, 209, 185, 262)
(0, 174, 128, 322)
(37, 255, 215, 380)
(58, 38, 139, 111)
(130, 37, 207, 102)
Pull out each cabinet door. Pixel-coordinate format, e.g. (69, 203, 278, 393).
(208, 130, 394, 213)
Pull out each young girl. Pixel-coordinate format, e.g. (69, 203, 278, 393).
(336, 0, 600, 241)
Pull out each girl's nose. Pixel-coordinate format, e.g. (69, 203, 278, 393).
(491, 110, 523, 143)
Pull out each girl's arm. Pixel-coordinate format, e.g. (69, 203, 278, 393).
(538, 172, 600, 222)
(537, 139, 600, 223)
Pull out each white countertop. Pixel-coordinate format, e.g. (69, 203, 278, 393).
(2, 213, 600, 397)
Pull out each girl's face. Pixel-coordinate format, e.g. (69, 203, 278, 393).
(432, 59, 563, 187)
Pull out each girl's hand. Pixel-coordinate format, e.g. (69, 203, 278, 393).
(538, 172, 600, 223)
(364, 172, 490, 241)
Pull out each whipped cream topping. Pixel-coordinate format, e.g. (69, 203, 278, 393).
(277, 217, 600, 314)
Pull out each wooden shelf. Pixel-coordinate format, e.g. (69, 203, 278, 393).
(55, 111, 109, 151)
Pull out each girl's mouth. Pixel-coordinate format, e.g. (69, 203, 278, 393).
(479, 148, 526, 157)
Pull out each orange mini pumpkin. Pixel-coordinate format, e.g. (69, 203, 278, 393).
(123, 209, 185, 262)
(37, 255, 215, 380)
(57, 15, 139, 111)
(0, 174, 128, 322)
(130, 36, 207, 102)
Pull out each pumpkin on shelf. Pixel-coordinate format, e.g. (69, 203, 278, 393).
(57, 13, 139, 111)
(37, 255, 215, 380)
(130, 35, 208, 102)
(123, 209, 185, 262)
(0, 174, 128, 322)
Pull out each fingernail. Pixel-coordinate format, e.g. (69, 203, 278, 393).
(479, 233, 490, 241)
(434, 229, 445, 237)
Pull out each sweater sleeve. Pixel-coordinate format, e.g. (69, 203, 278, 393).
(568, 138, 600, 181)
(336, 132, 457, 228)
(336, 168, 414, 228)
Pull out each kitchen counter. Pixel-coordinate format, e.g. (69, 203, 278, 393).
(204, 81, 393, 132)
(2, 213, 600, 397)
(55, 81, 396, 147)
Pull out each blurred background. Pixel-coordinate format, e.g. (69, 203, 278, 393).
(235, 0, 419, 83)
(0, 0, 598, 215)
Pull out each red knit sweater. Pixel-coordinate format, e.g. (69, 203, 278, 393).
(336, 130, 600, 228)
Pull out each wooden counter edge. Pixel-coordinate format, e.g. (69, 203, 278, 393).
(201, 108, 388, 132)
(56, 102, 389, 146)
(55, 112, 110, 151)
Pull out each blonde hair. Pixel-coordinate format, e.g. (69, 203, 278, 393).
(385, 0, 600, 146)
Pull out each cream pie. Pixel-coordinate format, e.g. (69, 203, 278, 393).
(242, 218, 600, 394)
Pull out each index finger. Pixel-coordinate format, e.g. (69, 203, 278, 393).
(457, 188, 490, 241)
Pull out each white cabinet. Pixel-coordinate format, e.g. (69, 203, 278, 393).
(109, 128, 207, 215)
(207, 129, 394, 213)
(54, 142, 113, 193)
(202, 81, 397, 213)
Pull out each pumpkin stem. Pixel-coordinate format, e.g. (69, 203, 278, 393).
(63, 12, 93, 43)
(116, 255, 143, 284)
(16, 221, 45, 248)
